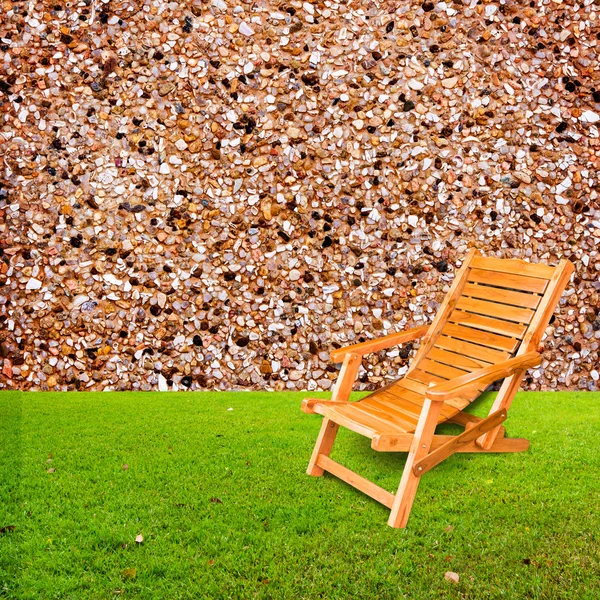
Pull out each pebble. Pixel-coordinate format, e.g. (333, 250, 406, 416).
(408, 80, 424, 91)
(444, 572, 460, 585)
(0, 0, 598, 395)
(580, 111, 600, 124)
(441, 77, 459, 89)
(26, 278, 42, 291)
(238, 22, 255, 36)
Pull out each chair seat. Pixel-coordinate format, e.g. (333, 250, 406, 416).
(314, 378, 475, 438)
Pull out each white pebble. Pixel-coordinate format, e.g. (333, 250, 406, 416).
(26, 277, 42, 290)
(239, 21, 255, 36)
(175, 139, 188, 151)
(158, 374, 169, 392)
(580, 111, 599, 124)
(408, 80, 424, 91)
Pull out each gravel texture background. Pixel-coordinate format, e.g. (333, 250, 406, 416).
(1, 0, 599, 392)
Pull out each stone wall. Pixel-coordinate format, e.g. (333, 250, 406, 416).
(1, 0, 599, 392)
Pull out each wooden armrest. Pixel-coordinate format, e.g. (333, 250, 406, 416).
(330, 325, 429, 363)
(302, 399, 348, 414)
(426, 352, 542, 402)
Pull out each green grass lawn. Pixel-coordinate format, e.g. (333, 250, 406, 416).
(1, 391, 599, 599)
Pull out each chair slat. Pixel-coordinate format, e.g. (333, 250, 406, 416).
(462, 283, 542, 310)
(370, 392, 428, 420)
(332, 404, 407, 435)
(359, 402, 418, 430)
(455, 296, 535, 324)
(407, 369, 448, 385)
(397, 377, 429, 395)
(468, 268, 549, 294)
(448, 310, 528, 339)
(434, 335, 511, 364)
(470, 255, 555, 279)
(363, 396, 421, 422)
(321, 406, 379, 438)
(419, 355, 479, 379)
(371, 390, 423, 413)
(373, 390, 463, 420)
(441, 322, 520, 353)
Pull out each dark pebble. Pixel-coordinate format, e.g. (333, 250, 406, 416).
(236, 336, 250, 347)
(556, 121, 568, 133)
(150, 305, 162, 316)
(403, 100, 415, 111)
(433, 259, 448, 273)
(322, 236, 333, 248)
(193, 335, 202, 346)
(386, 21, 395, 33)
(399, 343, 413, 359)
(301, 73, 319, 86)
(181, 375, 192, 387)
(70, 236, 82, 248)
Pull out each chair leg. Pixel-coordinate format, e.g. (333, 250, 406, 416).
(388, 398, 444, 528)
(478, 370, 525, 449)
(307, 418, 339, 477)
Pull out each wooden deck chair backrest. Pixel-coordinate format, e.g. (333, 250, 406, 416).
(410, 251, 574, 380)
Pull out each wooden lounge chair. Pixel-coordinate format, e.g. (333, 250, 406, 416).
(302, 250, 574, 528)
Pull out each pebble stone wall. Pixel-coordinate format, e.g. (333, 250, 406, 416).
(1, 0, 599, 392)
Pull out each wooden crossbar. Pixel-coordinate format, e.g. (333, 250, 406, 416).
(315, 455, 395, 509)
(370, 429, 528, 453)
(412, 409, 507, 476)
